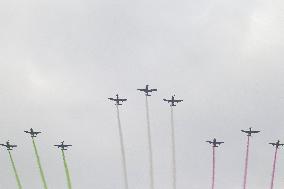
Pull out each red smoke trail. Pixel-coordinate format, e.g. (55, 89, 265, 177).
(211, 146, 216, 189)
(270, 147, 278, 189)
(243, 136, 250, 189)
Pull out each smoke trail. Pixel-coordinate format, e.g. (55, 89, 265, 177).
(170, 106, 176, 189)
(211, 146, 215, 189)
(145, 96, 154, 189)
(270, 148, 278, 189)
(32, 138, 48, 189)
(61, 150, 72, 189)
(242, 136, 250, 189)
(8, 151, 23, 189)
(116, 105, 129, 189)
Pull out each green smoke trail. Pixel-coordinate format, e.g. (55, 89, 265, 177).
(8, 150, 23, 189)
(61, 150, 72, 189)
(32, 138, 48, 189)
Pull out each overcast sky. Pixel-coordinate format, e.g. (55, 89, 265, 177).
(0, 0, 284, 189)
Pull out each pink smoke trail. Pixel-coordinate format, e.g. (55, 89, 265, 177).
(243, 136, 250, 189)
(211, 146, 215, 189)
(270, 147, 278, 189)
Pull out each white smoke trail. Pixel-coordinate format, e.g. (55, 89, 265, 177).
(145, 96, 154, 189)
(170, 106, 176, 189)
(211, 146, 216, 189)
(116, 105, 129, 189)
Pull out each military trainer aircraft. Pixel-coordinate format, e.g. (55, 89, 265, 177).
(54, 141, 72, 150)
(206, 138, 224, 147)
(163, 95, 183, 106)
(137, 85, 157, 96)
(269, 140, 284, 149)
(108, 94, 127, 106)
(241, 127, 260, 136)
(1, 141, 17, 151)
(24, 128, 41, 138)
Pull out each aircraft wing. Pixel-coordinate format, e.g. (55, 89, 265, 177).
(120, 99, 127, 101)
(269, 143, 275, 146)
(251, 131, 260, 133)
(175, 99, 183, 103)
(11, 145, 17, 147)
(34, 131, 41, 134)
(163, 99, 170, 102)
(108, 98, 114, 100)
(206, 141, 213, 144)
(216, 142, 224, 145)
(241, 130, 248, 133)
(150, 89, 157, 92)
(137, 89, 145, 91)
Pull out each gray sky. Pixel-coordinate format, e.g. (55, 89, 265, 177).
(0, 0, 284, 189)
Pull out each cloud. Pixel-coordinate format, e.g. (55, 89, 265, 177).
(0, 0, 284, 188)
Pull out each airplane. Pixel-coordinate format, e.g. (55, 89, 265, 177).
(241, 127, 260, 136)
(269, 140, 284, 149)
(206, 138, 224, 147)
(54, 141, 72, 150)
(0, 141, 17, 151)
(163, 95, 183, 106)
(137, 85, 157, 96)
(24, 128, 41, 138)
(108, 94, 127, 106)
